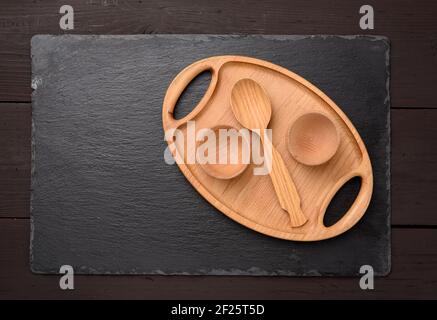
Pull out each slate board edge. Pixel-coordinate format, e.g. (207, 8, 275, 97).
(29, 34, 391, 276)
(384, 38, 392, 276)
(29, 33, 390, 47)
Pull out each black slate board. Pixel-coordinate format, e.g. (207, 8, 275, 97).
(31, 35, 390, 276)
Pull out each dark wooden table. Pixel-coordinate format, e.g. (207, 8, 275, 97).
(1, 0, 436, 299)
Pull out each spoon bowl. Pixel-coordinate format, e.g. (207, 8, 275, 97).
(230, 79, 272, 131)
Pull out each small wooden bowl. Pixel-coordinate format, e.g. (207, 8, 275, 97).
(287, 113, 340, 166)
(197, 125, 250, 179)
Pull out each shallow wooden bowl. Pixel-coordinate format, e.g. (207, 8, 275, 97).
(197, 125, 249, 180)
(287, 112, 340, 166)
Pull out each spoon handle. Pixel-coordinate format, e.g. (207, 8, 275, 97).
(261, 132, 308, 227)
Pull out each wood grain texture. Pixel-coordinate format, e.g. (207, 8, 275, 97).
(164, 57, 374, 239)
(1, 0, 437, 107)
(392, 109, 437, 225)
(1, 220, 437, 299)
(0, 103, 31, 218)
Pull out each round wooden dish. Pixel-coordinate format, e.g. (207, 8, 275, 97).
(197, 125, 249, 180)
(287, 112, 340, 166)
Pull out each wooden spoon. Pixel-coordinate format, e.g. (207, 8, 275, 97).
(230, 79, 308, 227)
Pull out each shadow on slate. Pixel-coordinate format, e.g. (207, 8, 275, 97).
(31, 35, 390, 276)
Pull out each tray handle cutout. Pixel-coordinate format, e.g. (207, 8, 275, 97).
(318, 162, 373, 235)
(163, 59, 219, 129)
(323, 177, 361, 227)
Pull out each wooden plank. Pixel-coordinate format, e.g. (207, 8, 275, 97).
(0, 103, 30, 218)
(392, 109, 437, 225)
(0, 219, 436, 299)
(1, 104, 436, 226)
(0, 0, 436, 106)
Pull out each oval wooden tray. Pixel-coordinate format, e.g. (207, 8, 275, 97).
(162, 56, 373, 241)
